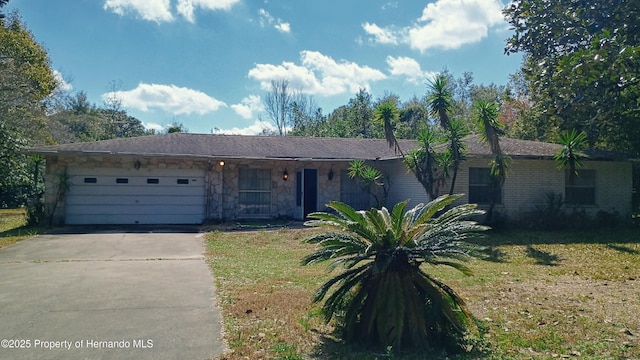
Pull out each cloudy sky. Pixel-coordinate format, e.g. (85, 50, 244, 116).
(8, 0, 522, 135)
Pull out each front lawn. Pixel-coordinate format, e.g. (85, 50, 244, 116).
(206, 227, 640, 359)
(0, 208, 44, 249)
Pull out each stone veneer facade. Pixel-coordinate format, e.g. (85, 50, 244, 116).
(42, 154, 357, 225)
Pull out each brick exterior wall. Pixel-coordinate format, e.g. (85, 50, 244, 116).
(382, 157, 633, 223)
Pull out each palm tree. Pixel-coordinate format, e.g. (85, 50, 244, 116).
(374, 101, 403, 156)
(347, 159, 389, 208)
(555, 129, 587, 202)
(427, 75, 453, 130)
(473, 100, 508, 223)
(301, 194, 489, 352)
(446, 119, 468, 195)
(555, 129, 587, 184)
(404, 127, 443, 200)
(427, 75, 466, 197)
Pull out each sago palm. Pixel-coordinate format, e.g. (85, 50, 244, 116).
(301, 194, 488, 352)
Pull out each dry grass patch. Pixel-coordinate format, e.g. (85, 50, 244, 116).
(206, 228, 332, 359)
(206, 227, 640, 359)
(0, 208, 43, 249)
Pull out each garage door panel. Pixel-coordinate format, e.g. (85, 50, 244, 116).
(65, 195, 205, 206)
(67, 213, 204, 225)
(66, 204, 205, 216)
(67, 185, 205, 197)
(65, 167, 207, 225)
(69, 176, 205, 187)
(67, 168, 204, 177)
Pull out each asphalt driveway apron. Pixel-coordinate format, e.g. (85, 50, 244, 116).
(0, 230, 224, 360)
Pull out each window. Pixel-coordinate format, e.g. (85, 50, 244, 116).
(296, 172, 302, 206)
(565, 170, 595, 205)
(468, 167, 501, 205)
(238, 168, 271, 216)
(177, 179, 189, 184)
(147, 178, 159, 184)
(340, 170, 371, 210)
(84, 177, 97, 184)
(116, 178, 128, 184)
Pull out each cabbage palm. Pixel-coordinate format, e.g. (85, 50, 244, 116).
(301, 194, 488, 352)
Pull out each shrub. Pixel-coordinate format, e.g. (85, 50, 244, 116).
(301, 194, 489, 353)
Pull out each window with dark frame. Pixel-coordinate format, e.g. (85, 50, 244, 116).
(116, 178, 128, 184)
(177, 179, 189, 184)
(238, 168, 271, 216)
(468, 167, 501, 205)
(296, 172, 302, 207)
(565, 169, 596, 205)
(340, 170, 371, 210)
(147, 178, 159, 184)
(84, 177, 97, 184)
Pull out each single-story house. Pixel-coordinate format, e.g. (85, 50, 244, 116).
(27, 133, 632, 225)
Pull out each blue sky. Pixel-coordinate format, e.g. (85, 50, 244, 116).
(8, 0, 522, 135)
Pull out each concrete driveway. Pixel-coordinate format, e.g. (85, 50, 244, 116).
(0, 229, 225, 360)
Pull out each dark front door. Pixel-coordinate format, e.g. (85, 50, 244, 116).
(303, 169, 318, 218)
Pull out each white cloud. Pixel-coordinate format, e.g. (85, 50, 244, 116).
(103, 0, 174, 22)
(248, 50, 387, 96)
(213, 120, 276, 135)
(53, 70, 73, 92)
(408, 0, 505, 51)
(177, 0, 239, 23)
(363, 0, 505, 51)
(231, 95, 264, 119)
(258, 9, 291, 33)
(381, 2, 398, 10)
(275, 22, 291, 33)
(142, 122, 166, 132)
(386, 56, 436, 84)
(103, 83, 227, 115)
(104, 0, 238, 23)
(362, 22, 398, 45)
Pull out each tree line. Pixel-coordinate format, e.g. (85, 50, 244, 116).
(0, 9, 150, 210)
(263, 0, 640, 158)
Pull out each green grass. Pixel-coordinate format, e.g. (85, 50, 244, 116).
(0, 208, 44, 249)
(206, 226, 640, 359)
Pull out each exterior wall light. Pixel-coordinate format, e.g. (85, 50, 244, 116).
(328, 168, 334, 181)
(219, 160, 225, 167)
(282, 169, 289, 181)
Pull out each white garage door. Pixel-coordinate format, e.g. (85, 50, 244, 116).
(65, 167, 206, 225)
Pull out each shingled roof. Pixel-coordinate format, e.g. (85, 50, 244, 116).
(27, 133, 625, 161)
(27, 133, 414, 161)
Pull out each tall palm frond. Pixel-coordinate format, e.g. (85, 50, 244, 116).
(427, 75, 453, 129)
(474, 100, 503, 155)
(374, 102, 403, 155)
(404, 127, 442, 199)
(555, 129, 587, 185)
(473, 100, 509, 222)
(446, 119, 468, 195)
